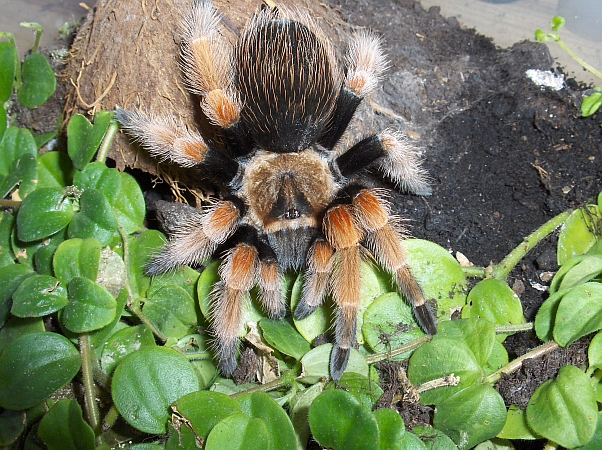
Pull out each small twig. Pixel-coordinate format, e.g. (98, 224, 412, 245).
(486, 341, 559, 384)
(416, 374, 460, 394)
(495, 322, 534, 334)
(79, 334, 102, 437)
(0, 200, 21, 208)
(365, 335, 432, 365)
(230, 370, 298, 398)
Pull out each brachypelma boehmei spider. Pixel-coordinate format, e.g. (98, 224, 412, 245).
(116, 1, 437, 381)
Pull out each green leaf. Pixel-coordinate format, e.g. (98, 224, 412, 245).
(412, 426, 458, 450)
(0, 263, 34, 328)
(582, 92, 602, 117)
(33, 130, 57, 149)
(205, 414, 270, 450)
(67, 111, 112, 169)
(0, 211, 15, 268)
(88, 287, 129, 349)
(327, 373, 384, 410)
(112, 346, 200, 434)
(289, 383, 324, 450)
(551, 15, 566, 31)
(407, 338, 484, 405)
(143, 285, 198, 339)
(374, 408, 405, 450)
(291, 270, 333, 344)
(557, 206, 601, 265)
(53, 238, 101, 284)
(149, 265, 200, 302)
(129, 230, 166, 298)
(236, 391, 297, 450)
(17, 53, 56, 109)
(100, 324, 156, 375)
(62, 276, 116, 333)
(555, 255, 602, 292)
(0, 42, 17, 103)
(498, 405, 542, 440)
(553, 282, 602, 347)
(299, 344, 368, 384)
(403, 239, 468, 319)
(0, 409, 25, 446)
(112, 171, 145, 234)
(438, 319, 496, 368)
(576, 411, 602, 450)
(462, 279, 525, 332)
(68, 188, 117, 246)
(72, 161, 121, 203)
(174, 391, 242, 442)
(33, 228, 67, 276)
(0, 153, 37, 200)
(363, 292, 425, 360)
(17, 188, 75, 242)
(0, 127, 37, 174)
(0, 316, 45, 356)
(37, 151, 74, 188)
(309, 389, 379, 450)
(0, 332, 81, 410)
(38, 399, 95, 450)
(588, 331, 602, 370)
(526, 365, 597, 448)
(260, 317, 311, 360)
(11, 274, 68, 317)
(0, 105, 6, 145)
(433, 385, 507, 450)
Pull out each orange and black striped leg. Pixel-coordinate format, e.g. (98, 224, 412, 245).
(295, 238, 333, 320)
(180, 1, 252, 157)
(323, 204, 365, 380)
(146, 198, 242, 275)
(352, 188, 437, 335)
(256, 240, 286, 320)
(211, 243, 259, 376)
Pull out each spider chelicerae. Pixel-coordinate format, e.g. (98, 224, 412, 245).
(116, 0, 436, 380)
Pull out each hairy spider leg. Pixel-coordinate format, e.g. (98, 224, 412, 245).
(294, 238, 334, 320)
(211, 225, 286, 375)
(319, 31, 388, 150)
(180, 1, 253, 157)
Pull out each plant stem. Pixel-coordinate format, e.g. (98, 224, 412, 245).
(96, 119, 119, 164)
(486, 341, 559, 384)
(495, 322, 533, 334)
(365, 335, 432, 365)
(230, 370, 298, 398)
(492, 210, 571, 280)
(103, 405, 120, 431)
(555, 38, 602, 81)
(19, 22, 43, 54)
(0, 200, 21, 208)
(461, 266, 488, 278)
(79, 334, 102, 436)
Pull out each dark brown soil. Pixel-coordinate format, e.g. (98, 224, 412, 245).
(19, 0, 602, 447)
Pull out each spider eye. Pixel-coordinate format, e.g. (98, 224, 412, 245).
(284, 209, 301, 220)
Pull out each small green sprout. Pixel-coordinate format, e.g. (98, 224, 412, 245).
(536, 16, 602, 120)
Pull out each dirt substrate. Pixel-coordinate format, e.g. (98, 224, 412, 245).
(19, 0, 602, 447)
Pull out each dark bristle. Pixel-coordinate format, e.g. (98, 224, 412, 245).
(330, 345, 350, 381)
(319, 87, 362, 150)
(293, 299, 318, 320)
(335, 135, 386, 178)
(414, 304, 437, 335)
(145, 250, 174, 276)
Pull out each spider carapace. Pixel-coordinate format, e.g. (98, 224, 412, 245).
(117, 1, 437, 380)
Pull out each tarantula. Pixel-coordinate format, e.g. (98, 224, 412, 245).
(116, 1, 436, 380)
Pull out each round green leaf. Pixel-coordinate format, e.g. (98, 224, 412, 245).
(362, 292, 425, 360)
(289, 383, 324, 450)
(0, 42, 16, 103)
(438, 318, 496, 368)
(62, 276, 116, 333)
(67, 115, 93, 163)
(53, 238, 101, 284)
(11, 275, 67, 317)
(129, 230, 166, 298)
(260, 317, 311, 360)
(149, 265, 200, 302)
(582, 91, 602, 117)
(0, 210, 15, 268)
(0, 263, 34, 328)
(100, 324, 156, 375)
(174, 391, 242, 442)
(556, 256, 602, 292)
(588, 331, 602, 370)
(0, 332, 81, 410)
(558, 206, 601, 265)
(527, 365, 597, 448)
(68, 188, 117, 245)
(112, 346, 200, 434)
(17, 53, 56, 109)
(205, 414, 270, 450)
(0, 409, 25, 446)
(413, 426, 458, 450)
(0, 127, 37, 174)
(236, 391, 297, 450)
(17, 188, 75, 242)
(112, 171, 145, 234)
(433, 385, 507, 450)
(534, 288, 567, 342)
(67, 111, 112, 170)
(0, 105, 6, 144)
(309, 389, 379, 450)
(0, 153, 37, 200)
(291, 270, 333, 344)
(407, 338, 484, 405)
(0, 316, 45, 355)
(73, 161, 121, 203)
(327, 373, 384, 411)
(298, 344, 368, 384)
(498, 406, 541, 440)
(374, 408, 405, 450)
(403, 239, 468, 319)
(144, 285, 198, 339)
(38, 399, 95, 450)
(37, 151, 74, 189)
(554, 282, 602, 347)
(462, 279, 525, 331)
